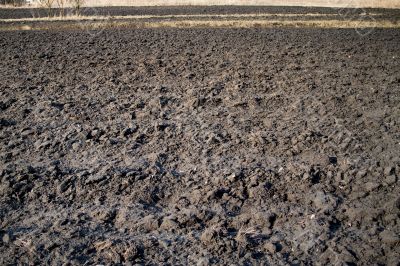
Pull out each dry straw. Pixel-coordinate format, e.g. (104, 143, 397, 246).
(3, 0, 399, 8)
(1, 18, 399, 31)
(69, 0, 400, 8)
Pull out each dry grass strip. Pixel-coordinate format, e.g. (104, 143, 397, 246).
(0, 18, 399, 31)
(2, 0, 399, 8)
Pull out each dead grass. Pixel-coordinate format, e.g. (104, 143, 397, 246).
(0, 14, 109, 22)
(140, 19, 400, 29)
(2, 0, 400, 8)
(78, 0, 400, 8)
(0, 13, 381, 22)
(0, 12, 389, 23)
(1, 18, 399, 31)
(235, 226, 259, 244)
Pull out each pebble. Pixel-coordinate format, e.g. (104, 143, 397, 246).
(21, 129, 34, 137)
(197, 257, 210, 266)
(227, 173, 237, 183)
(384, 166, 394, 176)
(303, 173, 310, 180)
(85, 174, 107, 185)
(327, 171, 333, 179)
(91, 129, 99, 137)
(313, 190, 337, 211)
(385, 175, 396, 185)
(159, 216, 178, 231)
(200, 228, 217, 244)
(356, 170, 367, 178)
(379, 230, 400, 245)
(365, 182, 380, 192)
(264, 242, 277, 253)
(2, 233, 10, 244)
(159, 239, 171, 249)
(142, 215, 159, 231)
(72, 142, 80, 151)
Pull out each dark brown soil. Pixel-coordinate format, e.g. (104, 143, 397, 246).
(0, 26, 399, 265)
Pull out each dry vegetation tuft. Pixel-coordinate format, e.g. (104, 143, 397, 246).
(4, 0, 399, 8)
(1, 17, 399, 31)
(79, 0, 400, 8)
(0, 12, 394, 22)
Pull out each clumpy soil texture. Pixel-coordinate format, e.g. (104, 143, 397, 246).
(0, 28, 399, 265)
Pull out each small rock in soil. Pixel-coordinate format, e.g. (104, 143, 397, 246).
(385, 175, 396, 185)
(365, 182, 380, 192)
(160, 216, 179, 231)
(379, 230, 400, 245)
(384, 166, 394, 176)
(264, 242, 277, 253)
(2, 233, 11, 244)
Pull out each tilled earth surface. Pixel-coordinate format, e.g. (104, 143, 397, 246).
(0, 28, 399, 265)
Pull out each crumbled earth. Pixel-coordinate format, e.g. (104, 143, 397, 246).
(0, 25, 399, 265)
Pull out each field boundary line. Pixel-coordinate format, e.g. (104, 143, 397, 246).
(0, 12, 388, 23)
(1, 18, 399, 31)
